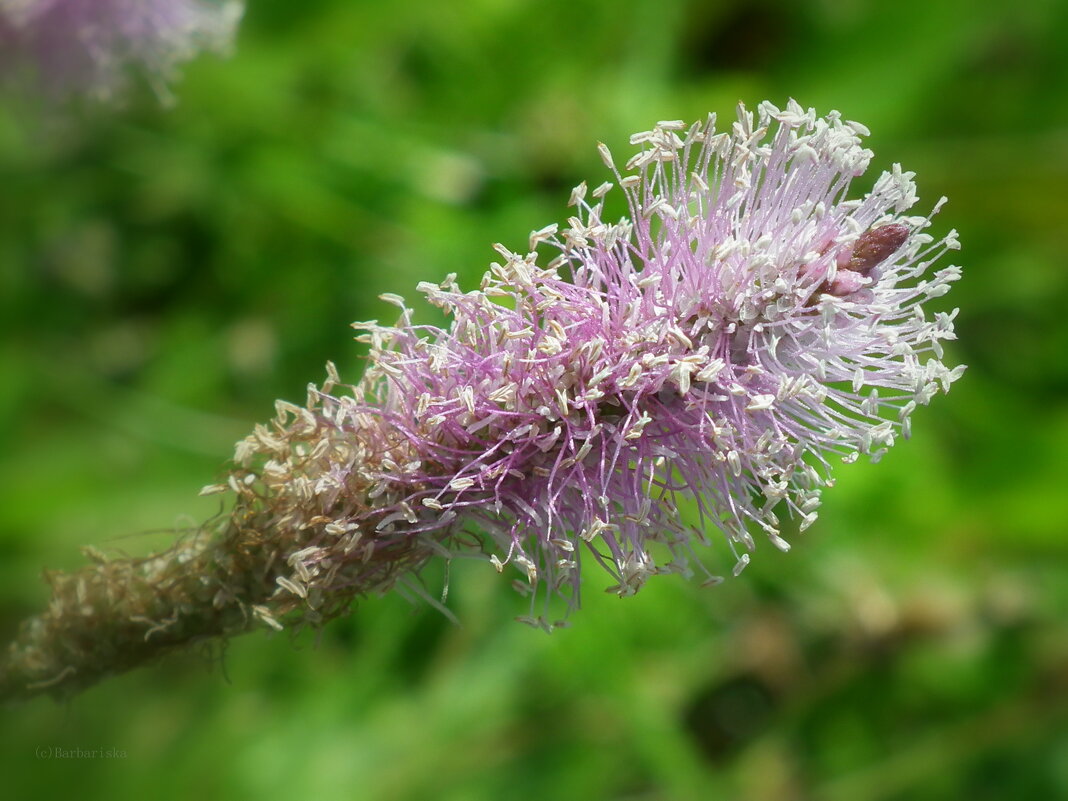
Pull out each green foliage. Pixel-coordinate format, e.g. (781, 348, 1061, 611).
(2, 0, 1066, 798)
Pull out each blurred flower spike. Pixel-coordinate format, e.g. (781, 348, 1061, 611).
(0, 0, 243, 101)
(231, 100, 964, 628)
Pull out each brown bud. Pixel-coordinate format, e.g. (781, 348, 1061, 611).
(848, 223, 909, 275)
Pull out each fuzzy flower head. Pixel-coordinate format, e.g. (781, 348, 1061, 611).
(260, 101, 962, 629)
(0, 0, 242, 101)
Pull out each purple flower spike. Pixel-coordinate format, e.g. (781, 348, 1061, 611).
(0, 101, 967, 698)
(0, 0, 243, 101)
(328, 100, 964, 626)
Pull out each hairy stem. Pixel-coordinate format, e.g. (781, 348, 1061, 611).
(1, 507, 280, 702)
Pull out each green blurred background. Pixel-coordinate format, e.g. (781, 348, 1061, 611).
(2, 0, 1066, 798)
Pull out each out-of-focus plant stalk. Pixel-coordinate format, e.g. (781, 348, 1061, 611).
(0, 0, 243, 101)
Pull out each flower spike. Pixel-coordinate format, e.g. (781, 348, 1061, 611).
(0, 0, 243, 101)
(1, 101, 963, 699)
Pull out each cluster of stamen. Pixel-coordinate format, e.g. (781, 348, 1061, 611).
(0, 102, 965, 700)
(230, 100, 963, 628)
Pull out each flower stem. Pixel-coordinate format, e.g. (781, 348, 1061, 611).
(1, 509, 281, 702)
